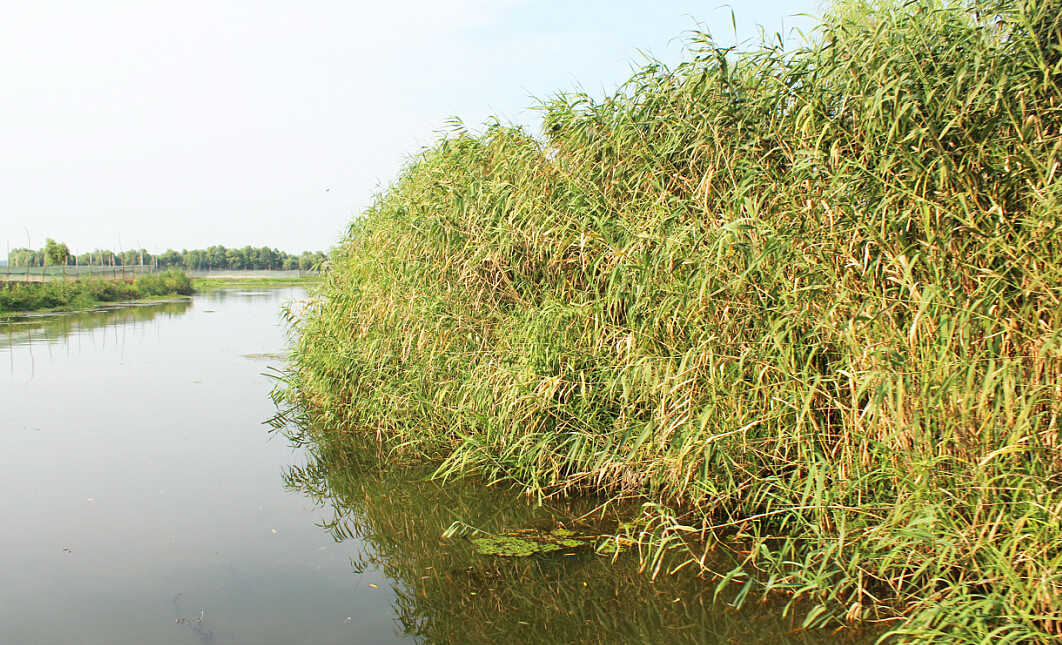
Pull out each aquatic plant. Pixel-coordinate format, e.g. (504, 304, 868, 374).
(441, 523, 593, 557)
(277, 0, 1062, 641)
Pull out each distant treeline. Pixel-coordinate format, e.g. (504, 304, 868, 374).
(7, 241, 328, 271)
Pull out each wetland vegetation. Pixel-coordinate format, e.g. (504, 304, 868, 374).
(276, 0, 1062, 642)
(0, 270, 194, 315)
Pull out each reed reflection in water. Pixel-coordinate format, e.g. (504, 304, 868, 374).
(1, 300, 193, 375)
(281, 432, 876, 645)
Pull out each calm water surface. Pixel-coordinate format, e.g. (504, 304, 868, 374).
(0, 288, 872, 645)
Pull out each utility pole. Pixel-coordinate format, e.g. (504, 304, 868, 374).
(17, 223, 31, 279)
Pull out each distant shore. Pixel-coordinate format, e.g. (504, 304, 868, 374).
(0, 270, 321, 317)
(0, 270, 194, 317)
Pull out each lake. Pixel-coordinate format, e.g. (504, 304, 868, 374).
(0, 287, 870, 645)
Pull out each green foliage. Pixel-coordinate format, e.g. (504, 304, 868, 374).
(43, 238, 70, 266)
(0, 270, 195, 314)
(133, 269, 195, 296)
(9, 243, 327, 271)
(8, 247, 44, 267)
(159, 245, 327, 271)
(279, 0, 1062, 642)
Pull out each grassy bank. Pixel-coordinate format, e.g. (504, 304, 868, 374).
(0, 270, 195, 315)
(192, 275, 324, 291)
(277, 1, 1062, 642)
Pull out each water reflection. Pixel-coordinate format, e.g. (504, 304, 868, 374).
(0, 299, 192, 351)
(282, 435, 872, 645)
(1, 287, 345, 645)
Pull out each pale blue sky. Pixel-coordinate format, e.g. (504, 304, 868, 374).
(1, 1, 820, 255)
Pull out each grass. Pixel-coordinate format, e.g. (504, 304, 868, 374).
(275, 0, 1062, 642)
(192, 275, 324, 291)
(0, 269, 195, 315)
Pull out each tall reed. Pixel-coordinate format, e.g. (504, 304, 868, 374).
(278, 0, 1062, 641)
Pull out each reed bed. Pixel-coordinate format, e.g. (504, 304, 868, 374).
(277, 0, 1062, 641)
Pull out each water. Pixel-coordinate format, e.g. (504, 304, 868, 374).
(0, 288, 871, 645)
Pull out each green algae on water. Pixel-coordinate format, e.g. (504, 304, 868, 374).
(471, 527, 592, 558)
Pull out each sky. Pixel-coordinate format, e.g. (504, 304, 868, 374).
(1, 1, 820, 256)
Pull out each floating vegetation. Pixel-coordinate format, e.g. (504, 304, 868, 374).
(473, 535, 552, 558)
(469, 527, 591, 558)
(242, 352, 286, 361)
